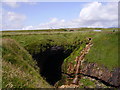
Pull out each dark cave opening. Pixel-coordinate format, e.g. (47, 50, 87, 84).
(32, 46, 72, 85)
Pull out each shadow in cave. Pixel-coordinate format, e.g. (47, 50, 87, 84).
(32, 46, 72, 85)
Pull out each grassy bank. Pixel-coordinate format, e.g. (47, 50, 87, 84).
(85, 31, 118, 70)
(2, 38, 52, 88)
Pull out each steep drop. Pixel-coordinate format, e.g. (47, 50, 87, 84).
(32, 46, 72, 85)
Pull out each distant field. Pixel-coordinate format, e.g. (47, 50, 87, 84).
(1, 28, 118, 36)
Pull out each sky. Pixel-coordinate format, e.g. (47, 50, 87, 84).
(1, 0, 118, 30)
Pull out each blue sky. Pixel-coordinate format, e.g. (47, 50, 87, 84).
(2, 2, 85, 26)
(1, 1, 118, 30)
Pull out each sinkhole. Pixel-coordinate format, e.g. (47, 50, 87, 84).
(32, 46, 72, 85)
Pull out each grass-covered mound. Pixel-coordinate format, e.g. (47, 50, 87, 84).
(2, 33, 89, 86)
(2, 31, 119, 70)
(2, 30, 119, 88)
(2, 33, 88, 55)
(2, 38, 52, 88)
(62, 31, 119, 71)
(85, 31, 119, 70)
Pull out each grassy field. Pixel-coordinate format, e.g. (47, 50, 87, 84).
(2, 28, 116, 32)
(1, 28, 117, 36)
(2, 30, 119, 70)
(2, 28, 119, 88)
(2, 32, 89, 55)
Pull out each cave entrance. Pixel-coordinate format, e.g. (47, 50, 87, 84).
(32, 46, 72, 85)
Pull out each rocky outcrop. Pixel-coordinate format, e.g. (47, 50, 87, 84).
(80, 62, 120, 87)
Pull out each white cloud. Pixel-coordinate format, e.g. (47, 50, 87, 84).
(23, 18, 67, 30)
(2, 9, 26, 30)
(22, 26, 34, 30)
(2, 0, 29, 2)
(23, 2, 118, 30)
(24, 18, 81, 30)
(38, 18, 62, 29)
(79, 2, 118, 27)
(7, 11, 26, 22)
(2, 0, 37, 8)
(50, 18, 58, 23)
(2, 2, 117, 30)
(3, 2, 19, 8)
(27, 2, 37, 5)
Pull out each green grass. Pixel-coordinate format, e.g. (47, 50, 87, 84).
(2, 32, 89, 88)
(2, 29, 119, 88)
(79, 78, 96, 88)
(2, 38, 52, 88)
(1, 28, 118, 36)
(1, 27, 117, 32)
(85, 32, 119, 70)
(2, 29, 67, 33)
(62, 31, 119, 73)
(62, 41, 86, 73)
(3, 30, 119, 70)
(2, 32, 88, 55)
(77, 27, 117, 31)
